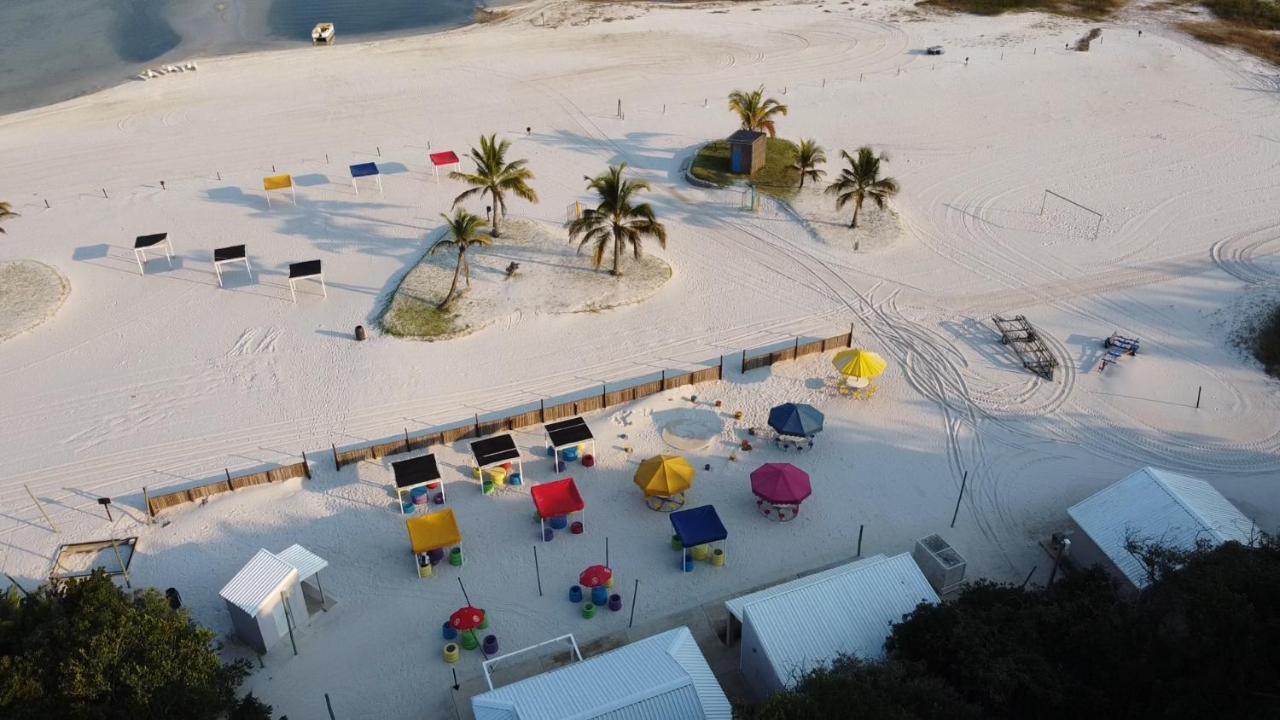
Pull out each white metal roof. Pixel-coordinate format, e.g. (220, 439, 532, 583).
(275, 544, 328, 580)
(472, 626, 731, 720)
(1068, 467, 1254, 588)
(219, 549, 299, 617)
(725, 555, 885, 621)
(741, 553, 938, 689)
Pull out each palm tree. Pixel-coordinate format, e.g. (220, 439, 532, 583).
(450, 134, 537, 237)
(429, 209, 491, 309)
(727, 86, 789, 137)
(790, 139, 827, 189)
(825, 147, 899, 229)
(0, 202, 18, 234)
(568, 164, 667, 277)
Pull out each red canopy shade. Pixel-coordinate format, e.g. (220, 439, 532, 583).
(530, 478, 585, 519)
(579, 565, 612, 588)
(750, 463, 812, 505)
(429, 151, 459, 166)
(449, 606, 485, 631)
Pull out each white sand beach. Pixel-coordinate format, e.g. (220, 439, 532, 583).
(1, 0, 1279, 716)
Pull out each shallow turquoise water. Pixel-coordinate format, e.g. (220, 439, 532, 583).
(0, 0, 495, 115)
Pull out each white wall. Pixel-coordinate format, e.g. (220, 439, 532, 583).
(739, 615, 784, 700)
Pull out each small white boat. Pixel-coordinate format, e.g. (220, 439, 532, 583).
(312, 23, 335, 45)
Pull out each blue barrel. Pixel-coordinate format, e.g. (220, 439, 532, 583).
(591, 586, 608, 605)
(442, 622, 458, 640)
(543, 527, 554, 542)
(410, 487, 429, 500)
(508, 472, 522, 486)
(569, 585, 583, 603)
(546, 445, 555, 457)
(562, 447, 579, 462)
(549, 515, 568, 530)
(683, 555, 695, 573)
(555, 460, 566, 472)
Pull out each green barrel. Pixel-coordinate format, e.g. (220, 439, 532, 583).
(581, 603, 596, 619)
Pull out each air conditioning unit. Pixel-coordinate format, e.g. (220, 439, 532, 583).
(913, 534, 967, 594)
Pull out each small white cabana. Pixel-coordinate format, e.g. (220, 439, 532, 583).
(219, 545, 329, 655)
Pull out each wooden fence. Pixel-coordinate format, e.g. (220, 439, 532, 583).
(146, 456, 312, 517)
(741, 328, 853, 373)
(147, 328, 853, 512)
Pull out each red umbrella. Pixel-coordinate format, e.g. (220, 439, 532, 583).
(750, 463, 812, 505)
(579, 565, 613, 588)
(449, 606, 486, 631)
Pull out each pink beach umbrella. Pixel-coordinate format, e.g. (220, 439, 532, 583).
(750, 463, 812, 505)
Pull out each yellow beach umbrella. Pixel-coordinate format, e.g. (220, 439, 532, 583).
(634, 455, 695, 497)
(832, 349, 888, 379)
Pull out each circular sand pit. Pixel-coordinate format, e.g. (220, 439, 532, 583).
(660, 409, 725, 452)
(0, 260, 69, 342)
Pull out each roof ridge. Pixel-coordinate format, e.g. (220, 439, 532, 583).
(1145, 468, 1227, 541)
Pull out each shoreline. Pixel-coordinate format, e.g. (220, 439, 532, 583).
(0, 0, 532, 121)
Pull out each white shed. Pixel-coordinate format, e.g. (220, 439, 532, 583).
(219, 548, 319, 654)
(471, 626, 731, 720)
(1067, 467, 1254, 592)
(736, 553, 938, 698)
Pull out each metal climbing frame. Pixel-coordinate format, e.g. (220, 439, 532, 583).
(992, 314, 1058, 380)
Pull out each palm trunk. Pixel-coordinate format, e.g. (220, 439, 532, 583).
(611, 229, 623, 277)
(798, 173, 805, 190)
(440, 254, 464, 309)
(490, 190, 502, 237)
(461, 248, 471, 288)
(851, 198, 862, 229)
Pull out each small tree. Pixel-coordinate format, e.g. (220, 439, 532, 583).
(0, 201, 18, 234)
(429, 209, 492, 309)
(790, 139, 827, 189)
(728, 86, 789, 138)
(826, 147, 899, 229)
(450, 134, 537, 237)
(0, 570, 259, 719)
(568, 164, 667, 277)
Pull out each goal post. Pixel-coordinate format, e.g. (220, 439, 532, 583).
(1040, 189, 1103, 240)
(565, 201, 582, 224)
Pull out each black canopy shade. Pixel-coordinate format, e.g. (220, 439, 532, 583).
(470, 434, 520, 467)
(546, 416, 593, 448)
(392, 454, 441, 490)
(289, 260, 322, 279)
(214, 244, 247, 262)
(134, 233, 168, 249)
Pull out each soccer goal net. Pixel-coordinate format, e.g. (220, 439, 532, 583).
(1039, 189, 1103, 240)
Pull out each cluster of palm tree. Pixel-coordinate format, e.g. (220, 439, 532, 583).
(0, 201, 17, 234)
(431, 135, 668, 309)
(791, 141, 899, 229)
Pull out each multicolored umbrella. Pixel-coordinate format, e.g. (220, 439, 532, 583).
(579, 565, 613, 588)
(449, 606, 486, 631)
(767, 403, 824, 437)
(750, 463, 812, 505)
(634, 455, 695, 497)
(832, 349, 888, 379)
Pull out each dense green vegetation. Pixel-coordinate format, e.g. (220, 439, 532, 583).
(919, 0, 1123, 19)
(747, 538, 1280, 719)
(689, 139, 800, 200)
(0, 571, 271, 719)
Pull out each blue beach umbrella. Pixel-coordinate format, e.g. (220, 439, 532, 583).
(767, 403, 824, 438)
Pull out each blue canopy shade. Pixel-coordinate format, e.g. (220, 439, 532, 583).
(767, 403, 824, 437)
(349, 162, 380, 178)
(670, 505, 727, 548)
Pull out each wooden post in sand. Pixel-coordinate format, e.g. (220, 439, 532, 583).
(24, 485, 56, 533)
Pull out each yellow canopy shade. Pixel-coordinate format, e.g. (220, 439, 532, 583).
(634, 455, 695, 497)
(263, 174, 294, 191)
(406, 508, 462, 553)
(832, 349, 888, 379)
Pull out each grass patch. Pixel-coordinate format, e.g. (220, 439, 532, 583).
(1241, 301, 1280, 377)
(689, 138, 800, 200)
(382, 295, 459, 340)
(917, 0, 1124, 19)
(1180, 20, 1280, 64)
(1202, 0, 1280, 29)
